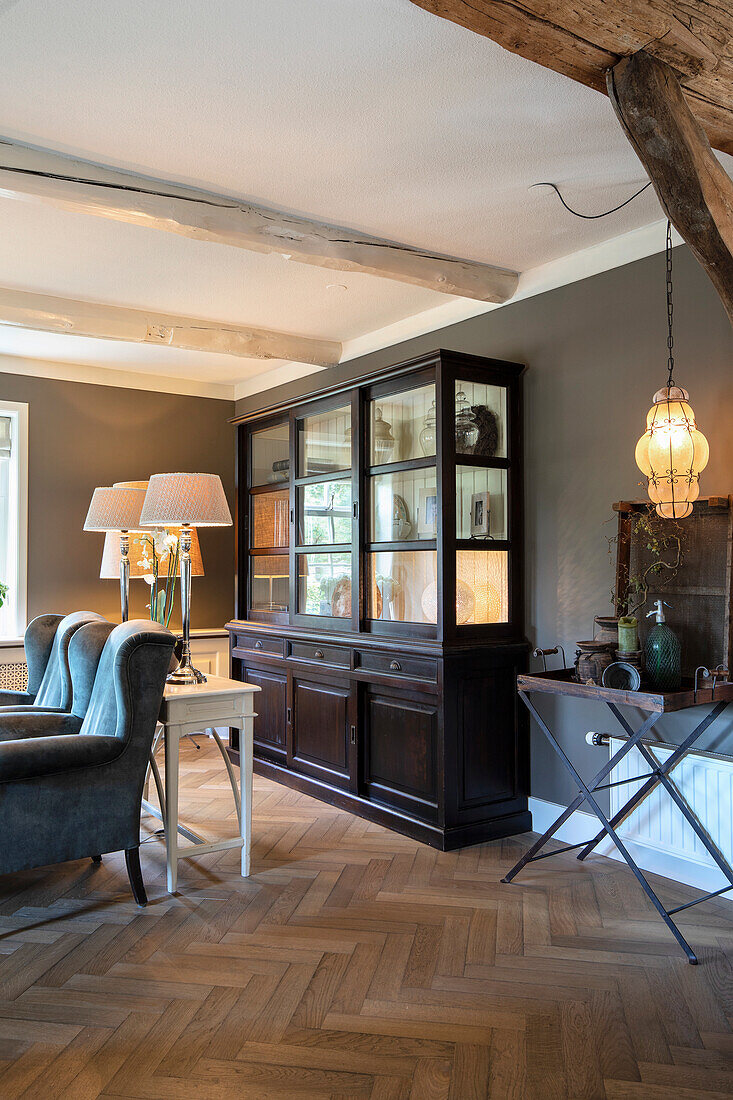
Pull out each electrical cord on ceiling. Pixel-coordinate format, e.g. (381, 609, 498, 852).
(530, 180, 652, 219)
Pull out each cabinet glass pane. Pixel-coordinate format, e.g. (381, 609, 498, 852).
(454, 380, 507, 459)
(368, 550, 437, 624)
(299, 479, 351, 546)
(370, 467, 437, 543)
(456, 549, 509, 624)
(299, 405, 351, 476)
(297, 552, 351, 617)
(456, 466, 508, 541)
(252, 490, 289, 549)
(369, 383, 436, 464)
(251, 422, 289, 486)
(250, 555, 289, 614)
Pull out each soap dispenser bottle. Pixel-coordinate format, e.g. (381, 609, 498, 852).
(645, 599, 681, 691)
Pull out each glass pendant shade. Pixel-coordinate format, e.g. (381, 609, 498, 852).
(455, 391, 479, 453)
(635, 386, 709, 519)
(372, 408, 395, 463)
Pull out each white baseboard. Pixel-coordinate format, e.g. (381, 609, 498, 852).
(528, 796, 733, 894)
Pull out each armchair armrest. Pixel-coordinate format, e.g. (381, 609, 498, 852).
(0, 690, 35, 708)
(0, 735, 123, 783)
(0, 713, 83, 742)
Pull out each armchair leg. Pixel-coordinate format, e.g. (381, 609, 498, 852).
(125, 847, 147, 907)
(91, 854, 102, 863)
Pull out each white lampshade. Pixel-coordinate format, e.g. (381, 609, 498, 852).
(140, 473, 232, 528)
(83, 485, 147, 532)
(100, 527, 204, 579)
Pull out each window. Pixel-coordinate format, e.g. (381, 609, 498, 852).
(0, 402, 28, 640)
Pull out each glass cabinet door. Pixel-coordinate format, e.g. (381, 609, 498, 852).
(294, 401, 355, 623)
(248, 418, 290, 620)
(298, 404, 351, 476)
(450, 376, 511, 629)
(366, 379, 437, 629)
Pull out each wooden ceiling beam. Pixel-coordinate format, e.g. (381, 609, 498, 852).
(0, 287, 342, 367)
(408, 1, 733, 154)
(0, 140, 518, 305)
(608, 51, 733, 326)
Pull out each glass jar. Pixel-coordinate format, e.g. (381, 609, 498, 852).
(455, 391, 479, 453)
(419, 399, 437, 457)
(372, 407, 395, 464)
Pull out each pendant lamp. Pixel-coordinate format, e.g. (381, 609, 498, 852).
(635, 222, 709, 519)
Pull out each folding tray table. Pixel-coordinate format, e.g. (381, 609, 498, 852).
(503, 668, 733, 963)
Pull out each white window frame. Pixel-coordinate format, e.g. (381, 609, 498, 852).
(0, 400, 28, 642)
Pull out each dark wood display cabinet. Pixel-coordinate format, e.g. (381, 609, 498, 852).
(226, 349, 531, 850)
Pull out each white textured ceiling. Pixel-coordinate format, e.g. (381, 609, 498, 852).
(0, 0, 724, 394)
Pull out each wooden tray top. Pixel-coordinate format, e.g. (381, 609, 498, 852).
(516, 668, 733, 713)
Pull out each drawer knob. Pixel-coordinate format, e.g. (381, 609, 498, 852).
(390, 660, 402, 671)
(254, 640, 263, 649)
(314, 649, 324, 659)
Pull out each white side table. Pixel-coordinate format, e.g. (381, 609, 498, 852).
(142, 676, 259, 893)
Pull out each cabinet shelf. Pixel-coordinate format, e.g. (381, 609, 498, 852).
(366, 456, 437, 478)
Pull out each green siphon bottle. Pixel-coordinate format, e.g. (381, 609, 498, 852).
(644, 599, 681, 691)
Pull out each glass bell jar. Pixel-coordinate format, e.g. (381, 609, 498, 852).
(455, 390, 479, 453)
(372, 407, 396, 464)
(419, 399, 437, 457)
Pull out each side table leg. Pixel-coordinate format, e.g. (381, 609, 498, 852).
(240, 717, 253, 877)
(164, 724, 180, 894)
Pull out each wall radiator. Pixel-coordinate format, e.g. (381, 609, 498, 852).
(609, 738, 733, 884)
(0, 660, 27, 693)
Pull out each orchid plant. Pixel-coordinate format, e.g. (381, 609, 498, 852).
(136, 529, 180, 627)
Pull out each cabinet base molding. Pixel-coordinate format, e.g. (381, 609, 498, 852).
(227, 749, 532, 851)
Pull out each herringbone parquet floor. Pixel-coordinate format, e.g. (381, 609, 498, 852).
(0, 740, 732, 1098)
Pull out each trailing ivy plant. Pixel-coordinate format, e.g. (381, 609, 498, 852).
(0, 581, 8, 610)
(608, 504, 686, 618)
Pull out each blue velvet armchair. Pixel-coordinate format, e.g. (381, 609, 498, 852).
(0, 620, 115, 740)
(0, 610, 105, 712)
(0, 619, 175, 905)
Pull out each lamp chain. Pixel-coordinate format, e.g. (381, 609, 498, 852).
(665, 219, 675, 389)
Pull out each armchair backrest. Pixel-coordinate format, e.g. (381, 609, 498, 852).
(34, 611, 106, 710)
(67, 620, 117, 719)
(24, 614, 63, 696)
(80, 620, 175, 747)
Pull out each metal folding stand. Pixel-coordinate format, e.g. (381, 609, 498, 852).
(502, 668, 733, 964)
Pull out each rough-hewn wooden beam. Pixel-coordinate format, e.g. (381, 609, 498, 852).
(0, 140, 518, 304)
(408, 1, 733, 154)
(0, 287, 342, 366)
(608, 51, 733, 326)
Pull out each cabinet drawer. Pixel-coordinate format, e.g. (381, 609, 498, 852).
(233, 633, 285, 659)
(357, 650, 437, 682)
(289, 642, 351, 669)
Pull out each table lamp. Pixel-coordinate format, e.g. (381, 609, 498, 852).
(141, 472, 231, 683)
(99, 481, 204, 624)
(84, 484, 147, 621)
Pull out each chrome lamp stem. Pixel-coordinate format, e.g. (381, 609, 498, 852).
(167, 523, 205, 684)
(119, 530, 130, 623)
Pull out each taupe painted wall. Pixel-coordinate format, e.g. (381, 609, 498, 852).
(0, 369, 235, 630)
(236, 246, 733, 807)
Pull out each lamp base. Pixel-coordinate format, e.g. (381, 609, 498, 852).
(166, 660, 207, 685)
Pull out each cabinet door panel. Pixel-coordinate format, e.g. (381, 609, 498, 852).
(456, 663, 525, 810)
(291, 676, 351, 789)
(244, 664, 287, 761)
(363, 689, 439, 822)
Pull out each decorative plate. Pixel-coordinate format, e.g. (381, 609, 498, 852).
(602, 661, 642, 691)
